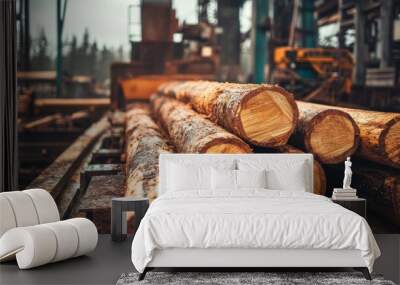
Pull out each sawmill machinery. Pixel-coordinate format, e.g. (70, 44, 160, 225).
(272, 47, 354, 101)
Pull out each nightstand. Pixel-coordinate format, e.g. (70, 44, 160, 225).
(111, 197, 149, 242)
(331, 197, 366, 219)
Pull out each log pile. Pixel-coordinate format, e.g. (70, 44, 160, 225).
(150, 93, 252, 153)
(330, 105, 399, 168)
(125, 104, 173, 201)
(324, 162, 400, 228)
(351, 165, 400, 227)
(295, 102, 399, 168)
(158, 81, 299, 147)
(121, 80, 399, 230)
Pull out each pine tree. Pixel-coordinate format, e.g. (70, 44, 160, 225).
(89, 41, 98, 81)
(67, 35, 78, 75)
(117, 45, 124, 61)
(98, 45, 115, 83)
(31, 28, 53, 70)
(78, 28, 91, 75)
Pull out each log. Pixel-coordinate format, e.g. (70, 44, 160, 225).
(125, 104, 173, 201)
(34, 98, 109, 108)
(119, 74, 213, 100)
(291, 101, 360, 164)
(150, 93, 252, 153)
(352, 166, 400, 228)
(325, 162, 400, 228)
(315, 104, 398, 169)
(158, 81, 298, 147)
(23, 113, 63, 130)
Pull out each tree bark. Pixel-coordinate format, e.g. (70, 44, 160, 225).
(297, 101, 400, 168)
(158, 81, 298, 147)
(291, 101, 360, 164)
(125, 104, 173, 201)
(150, 93, 252, 153)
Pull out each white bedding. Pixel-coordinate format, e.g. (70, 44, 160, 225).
(131, 190, 380, 273)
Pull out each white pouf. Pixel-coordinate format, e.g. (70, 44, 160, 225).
(42, 221, 79, 262)
(0, 189, 60, 236)
(0, 189, 98, 269)
(65, 218, 98, 257)
(0, 218, 98, 269)
(1, 191, 40, 227)
(0, 196, 17, 237)
(24, 188, 60, 223)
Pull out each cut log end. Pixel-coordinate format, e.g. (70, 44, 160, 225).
(159, 81, 298, 147)
(239, 88, 297, 146)
(384, 120, 400, 166)
(306, 110, 359, 164)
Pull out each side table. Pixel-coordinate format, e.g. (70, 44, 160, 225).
(111, 197, 149, 242)
(331, 197, 366, 219)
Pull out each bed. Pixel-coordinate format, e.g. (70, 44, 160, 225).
(131, 154, 380, 280)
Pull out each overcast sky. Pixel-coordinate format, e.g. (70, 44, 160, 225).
(30, 0, 199, 56)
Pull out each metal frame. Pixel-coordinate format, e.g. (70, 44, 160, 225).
(80, 164, 122, 194)
(56, 0, 68, 97)
(252, 0, 269, 83)
(138, 267, 371, 281)
(91, 149, 122, 164)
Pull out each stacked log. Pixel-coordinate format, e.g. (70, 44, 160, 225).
(122, 81, 399, 230)
(150, 93, 252, 153)
(291, 101, 360, 164)
(125, 104, 173, 201)
(158, 81, 299, 147)
(319, 104, 399, 169)
(352, 165, 400, 228)
(119, 74, 213, 100)
(325, 162, 400, 228)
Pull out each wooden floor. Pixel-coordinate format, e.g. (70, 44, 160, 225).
(0, 235, 399, 285)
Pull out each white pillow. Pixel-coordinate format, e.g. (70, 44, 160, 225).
(236, 169, 267, 189)
(265, 163, 307, 191)
(167, 163, 211, 191)
(237, 159, 308, 192)
(211, 168, 236, 190)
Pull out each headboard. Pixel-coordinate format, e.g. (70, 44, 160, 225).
(159, 153, 314, 195)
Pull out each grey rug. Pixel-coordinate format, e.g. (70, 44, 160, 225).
(116, 272, 395, 285)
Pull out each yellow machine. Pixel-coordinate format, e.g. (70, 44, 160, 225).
(272, 47, 354, 100)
